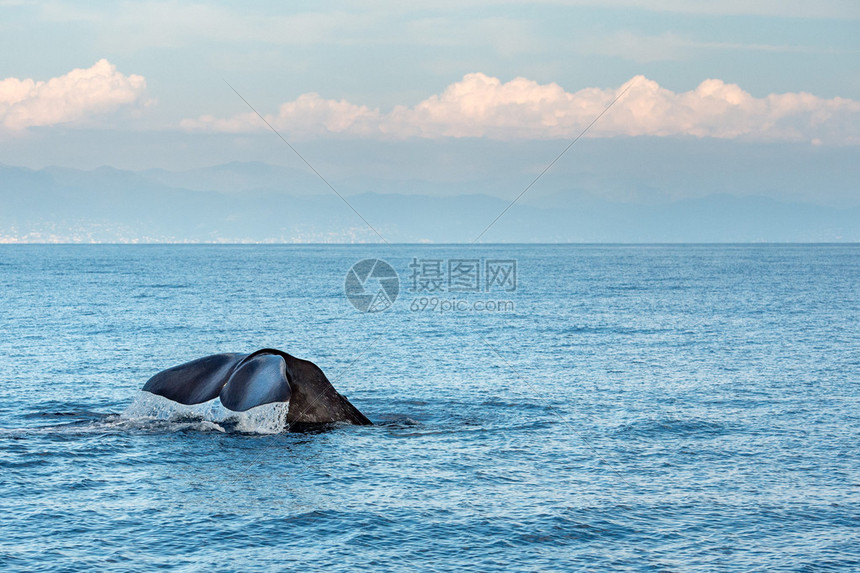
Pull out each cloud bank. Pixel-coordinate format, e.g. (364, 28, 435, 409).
(0, 59, 146, 131)
(183, 74, 860, 144)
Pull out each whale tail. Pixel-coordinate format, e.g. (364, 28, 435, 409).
(141, 349, 371, 427)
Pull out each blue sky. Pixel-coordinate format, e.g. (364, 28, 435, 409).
(1, 1, 858, 209)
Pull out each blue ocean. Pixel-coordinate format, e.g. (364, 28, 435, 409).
(1, 244, 857, 571)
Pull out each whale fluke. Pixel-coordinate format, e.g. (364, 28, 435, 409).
(142, 349, 371, 427)
(218, 353, 291, 412)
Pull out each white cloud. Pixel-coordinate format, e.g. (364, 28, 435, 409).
(182, 74, 860, 144)
(180, 94, 382, 137)
(0, 59, 147, 131)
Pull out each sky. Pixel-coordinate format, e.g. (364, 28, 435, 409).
(0, 1, 858, 215)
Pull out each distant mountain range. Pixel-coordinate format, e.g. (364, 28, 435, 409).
(1, 162, 857, 242)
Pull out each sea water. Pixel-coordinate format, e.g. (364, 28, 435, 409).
(0, 244, 857, 571)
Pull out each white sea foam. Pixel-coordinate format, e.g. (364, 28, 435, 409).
(121, 391, 289, 434)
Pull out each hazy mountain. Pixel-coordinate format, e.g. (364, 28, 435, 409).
(139, 161, 324, 196)
(1, 162, 857, 243)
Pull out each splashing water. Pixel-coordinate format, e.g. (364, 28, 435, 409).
(122, 391, 290, 434)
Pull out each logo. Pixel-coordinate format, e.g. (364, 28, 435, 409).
(344, 259, 400, 313)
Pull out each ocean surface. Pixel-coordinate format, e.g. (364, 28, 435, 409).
(0, 244, 857, 571)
